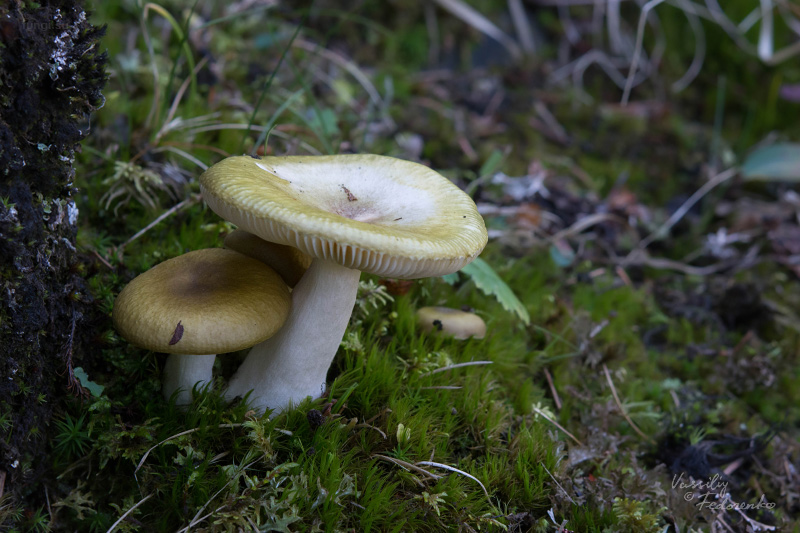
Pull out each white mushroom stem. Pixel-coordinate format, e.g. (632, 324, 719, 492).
(224, 258, 361, 413)
(162, 354, 216, 406)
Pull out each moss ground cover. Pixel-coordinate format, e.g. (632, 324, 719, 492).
(3, 1, 800, 531)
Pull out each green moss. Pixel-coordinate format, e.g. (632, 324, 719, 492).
(17, 1, 798, 531)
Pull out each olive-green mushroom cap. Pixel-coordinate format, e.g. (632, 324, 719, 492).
(224, 229, 312, 287)
(113, 248, 291, 354)
(199, 155, 488, 279)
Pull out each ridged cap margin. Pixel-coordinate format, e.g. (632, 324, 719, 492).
(199, 155, 488, 278)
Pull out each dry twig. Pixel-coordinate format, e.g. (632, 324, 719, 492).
(531, 405, 583, 447)
(416, 461, 491, 501)
(106, 493, 152, 533)
(602, 365, 655, 444)
(421, 361, 493, 376)
(543, 368, 562, 410)
(115, 194, 201, 261)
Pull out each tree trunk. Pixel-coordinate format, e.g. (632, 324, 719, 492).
(0, 0, 106, 500)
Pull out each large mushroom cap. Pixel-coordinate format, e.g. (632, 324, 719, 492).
(113, 248, 291, 354)
(199, 155, 488, 278)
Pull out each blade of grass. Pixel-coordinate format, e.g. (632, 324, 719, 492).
(602, 365, 655, 444)
(372, 454, 442, 483)
(198, 4, 276, 29)
(286, 58, 336, 155)
(421, 361, 492, 377)
(154, 56, 209, 145)
(433, 0, 522, 60)
(332, 382, 359, 414)
(240, 21, 305, 154)
(253, 89, 306, 152)
(106, 493, 152, 533)
(141, 3, 198, 129)
(416, 461, 491, 501)
(160, 0, 201, 128)
(531, 405, 583, 447)
(293, 38, 383, 107)
(671, 0, 706, 93)
(632, 167, 736, 251)
(711, 75, 727, 167)
(621, 0, 666, 105)
(134, 423, 241, 475)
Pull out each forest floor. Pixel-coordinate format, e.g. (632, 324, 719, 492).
(4, 1, 800, 531)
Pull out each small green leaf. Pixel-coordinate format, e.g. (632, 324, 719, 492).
(308, 108, 340, 136)
(479, 149, 504, 177)
(74, 367, 104, 397)
(549, 242, 575, 267)
(741, 143, 800, 181)
(460, 257, 530, 325)
(440, 272, 459, 285)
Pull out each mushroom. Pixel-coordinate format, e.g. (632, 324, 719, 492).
(199, 154, 488, 413)
(416, 306, 486, 340)
(224, 229, 311, 287)
(112, 248, 291, 406)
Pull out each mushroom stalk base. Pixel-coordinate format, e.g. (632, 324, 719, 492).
(225, 259, 361, 413)
(163, 353, 216, 406)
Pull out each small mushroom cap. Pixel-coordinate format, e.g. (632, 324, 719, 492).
(224, 229, 312, 287)
(417, 306, 486, 340)
(200, 155, 488, 278)
(113, 248, 291, 355)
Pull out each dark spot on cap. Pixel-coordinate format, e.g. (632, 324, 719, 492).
(169, 321, 184, 345)
(341, 185, 358, 202)
(432, 319, 443, 331)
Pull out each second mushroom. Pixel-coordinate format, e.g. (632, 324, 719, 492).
(112, 248, 291, 406)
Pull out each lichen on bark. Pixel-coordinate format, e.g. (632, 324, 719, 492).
(0, 0, 106, 500)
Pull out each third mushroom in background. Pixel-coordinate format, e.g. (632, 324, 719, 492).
(199, 154, 488, 414)
(416, 306, 487, 340)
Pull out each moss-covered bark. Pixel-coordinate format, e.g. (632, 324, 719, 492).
(0, 0, 105, 499)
